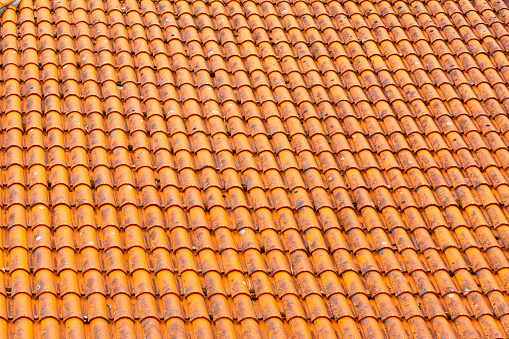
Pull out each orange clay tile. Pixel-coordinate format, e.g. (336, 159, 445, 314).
(3, 0, 509, 338)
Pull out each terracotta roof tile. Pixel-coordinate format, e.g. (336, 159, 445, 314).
(1, 0, 509, 337)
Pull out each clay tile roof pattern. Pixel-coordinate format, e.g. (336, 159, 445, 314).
(4, 0, 509, 338)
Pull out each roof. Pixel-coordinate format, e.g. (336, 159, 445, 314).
(1, 0, 509, 337)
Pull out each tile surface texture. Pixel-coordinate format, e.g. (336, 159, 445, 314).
(2, 0, 509, 338)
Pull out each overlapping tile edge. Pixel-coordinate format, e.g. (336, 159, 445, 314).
(1, 0, 509, 338)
